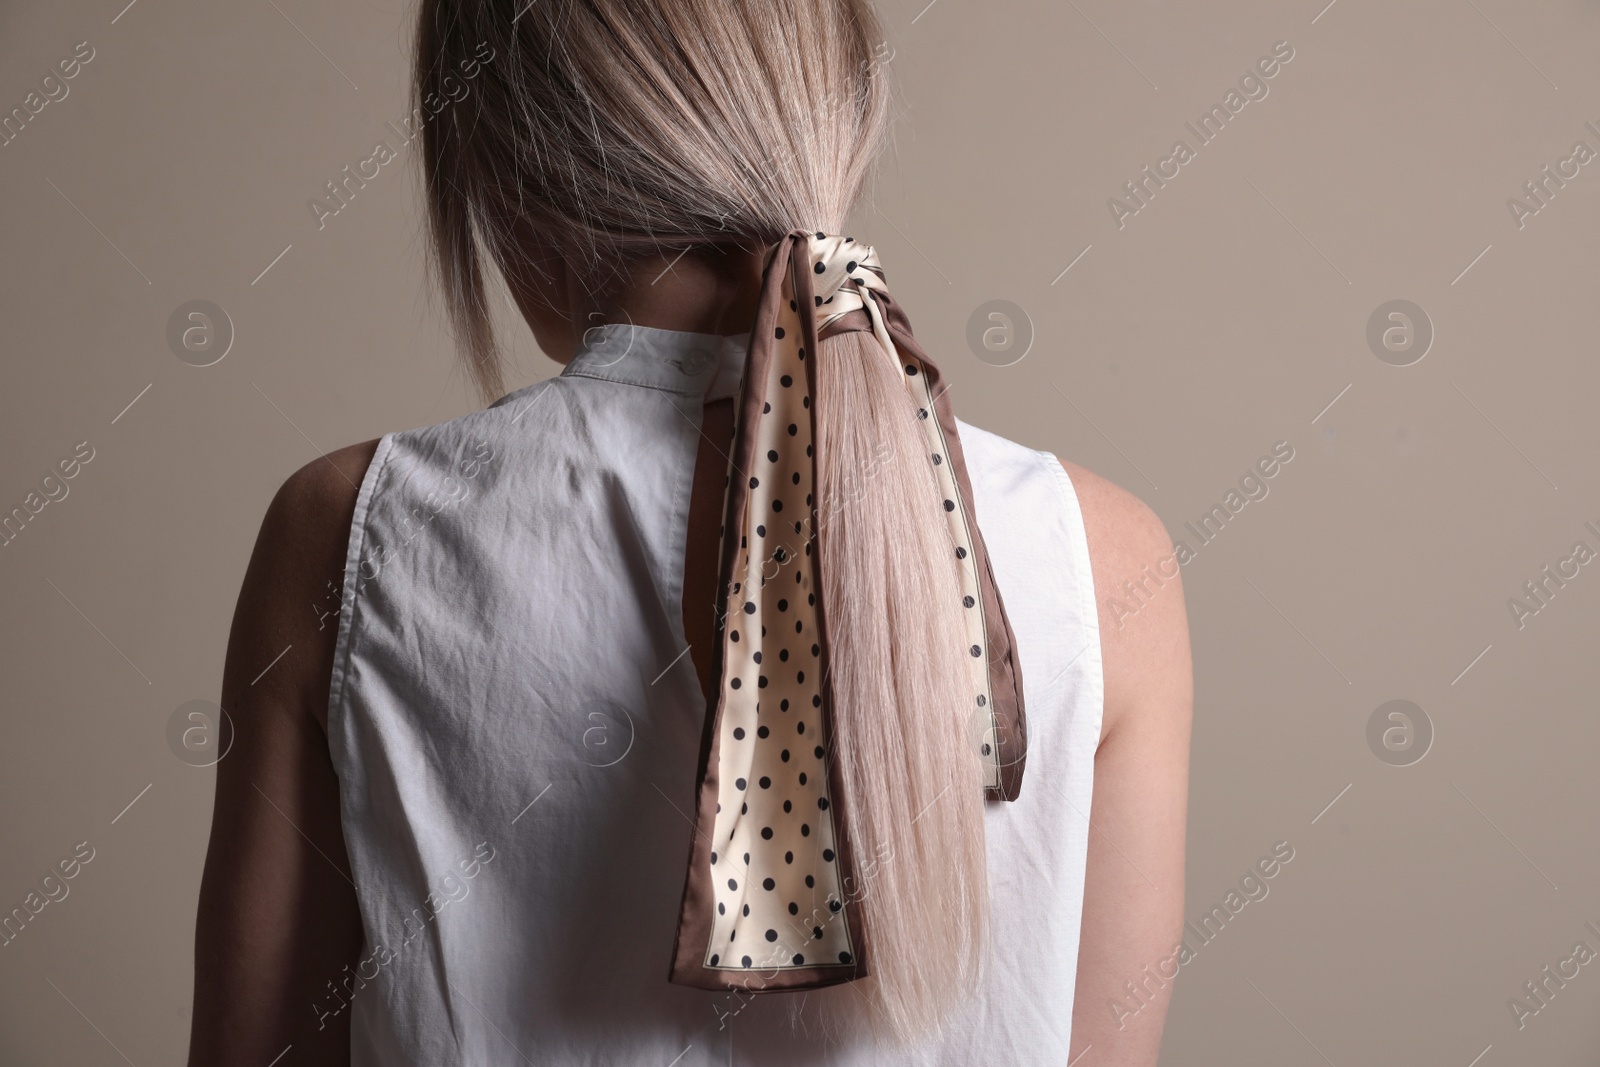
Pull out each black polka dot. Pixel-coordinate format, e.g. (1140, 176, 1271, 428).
(970, 645, 982, 657)
(759, 776, 771, 789)
(823, 848, 835, 862)
(839, 951, 853, 963)
(964, 595, 975, 608)
(711, 953, 720, 965)
(818, 797, 830, 810)
(733, 727, 745, 740)
(736, 777, 747, 790)
(780, 374, 793, 387)
(792, 954, 805, 965)
(763, 877, 776, 890)
(775, 326, 786, 338)
(765, 929, 778, 942)
(742, 955, 753, 968)
(761, 826, 773, 839)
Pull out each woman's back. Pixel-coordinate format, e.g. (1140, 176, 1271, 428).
(188, 4, 1191, 1063)
(326, 324, 1103, 1064)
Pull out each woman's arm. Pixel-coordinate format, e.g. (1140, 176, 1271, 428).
(188, 442, 377, 1067)
(1064, 460, 1195, 1067)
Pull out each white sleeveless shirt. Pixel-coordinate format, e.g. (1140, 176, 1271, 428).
(327, 324, 1103, 1065)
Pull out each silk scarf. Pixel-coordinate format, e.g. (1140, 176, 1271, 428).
(669, 229, 1027, 993)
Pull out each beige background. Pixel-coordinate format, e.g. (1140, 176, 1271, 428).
(3, 0, 1598, 1062)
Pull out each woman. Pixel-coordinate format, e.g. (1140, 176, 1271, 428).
(189, 1, 1191, 1064)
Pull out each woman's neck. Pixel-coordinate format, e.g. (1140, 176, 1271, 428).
(507, 242, 769, 364)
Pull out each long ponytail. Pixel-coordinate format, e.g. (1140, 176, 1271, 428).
(416, 0, 988, 1040)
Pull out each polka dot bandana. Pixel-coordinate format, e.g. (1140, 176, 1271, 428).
(668, 230, 1027, 994)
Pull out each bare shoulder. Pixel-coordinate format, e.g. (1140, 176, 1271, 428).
(263, 442, 381, 538)
(225, 441, 380, 730)
(1056, 459, 1192, 745)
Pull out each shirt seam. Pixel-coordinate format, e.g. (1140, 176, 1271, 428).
(561, 367, 708, 398)
(1036, 448, 1106, 736)
(326, 431, 395, 770)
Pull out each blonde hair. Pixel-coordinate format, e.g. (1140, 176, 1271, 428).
(415, 0, 988, 1042)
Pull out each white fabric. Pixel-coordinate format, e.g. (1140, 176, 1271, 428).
(327, 323, 1103, 1065)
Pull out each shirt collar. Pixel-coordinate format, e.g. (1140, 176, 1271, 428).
(560, 323, 750, 400)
